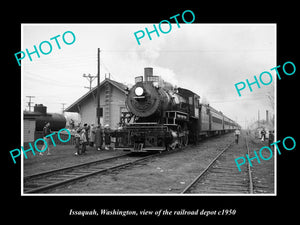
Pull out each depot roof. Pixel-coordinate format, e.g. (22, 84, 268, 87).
(65, 78, 128, 113)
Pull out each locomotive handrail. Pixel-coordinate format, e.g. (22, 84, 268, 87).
(131, 122, 158, 125)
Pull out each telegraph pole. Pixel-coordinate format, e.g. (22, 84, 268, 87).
(26, 96, 35, 112)
(97, 48, 101, 125)
(61, 103, 66, 113)
(83, 73, 97, 91)
(258, 110, 260, 128)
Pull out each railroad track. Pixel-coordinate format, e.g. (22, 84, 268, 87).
(181, 135, 254, 194)
(246, 134, 275, 194)
(24, 152, 159, 193)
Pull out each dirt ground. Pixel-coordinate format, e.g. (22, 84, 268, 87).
(24, 131, 275, 194)
(45, 134, 235, 194)
(246, 133, 275, 194)
(23, 145, 127, 177)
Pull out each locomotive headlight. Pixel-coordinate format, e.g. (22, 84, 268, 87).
(135, 87, 144, 96)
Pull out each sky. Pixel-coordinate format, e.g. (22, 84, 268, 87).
(22, 23, 276, 128)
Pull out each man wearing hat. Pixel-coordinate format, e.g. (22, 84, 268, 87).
(104, 124, 111, 150)
(95, 124, 103, 151)
(40, 122, 51, 155)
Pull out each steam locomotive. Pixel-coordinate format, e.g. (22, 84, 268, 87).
(115, 67, 239, 152)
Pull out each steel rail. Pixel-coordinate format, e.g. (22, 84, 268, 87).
(24, 140, 192, 194)
(181, 141, 233, 194)
(245, 135, 254, 194)
(24, 154, 131, 181)
(24, 152, 161, 193)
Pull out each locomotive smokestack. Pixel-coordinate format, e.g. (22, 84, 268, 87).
(144, 67, 153, 82)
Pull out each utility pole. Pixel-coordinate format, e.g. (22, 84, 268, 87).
(83, 73, 97, 91)
(258, 110, 260, 128)
(97, 48, 101, 126)
(26, 96, 35, 112)
(61, 103, 66, 113)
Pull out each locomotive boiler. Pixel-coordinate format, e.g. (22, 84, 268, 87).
(115, 67, 239, 152)
(126, 68, 191, 120)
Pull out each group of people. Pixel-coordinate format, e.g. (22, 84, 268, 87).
(38, 122, 114, 156)
(234, 128, 274, 145)
(73, 123, 112, 156)
(260, 128, 266, 141)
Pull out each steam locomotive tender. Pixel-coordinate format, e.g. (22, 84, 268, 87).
(115, 67, 239, 152)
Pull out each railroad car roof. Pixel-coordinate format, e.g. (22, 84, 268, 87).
(177, 87, 200, 98)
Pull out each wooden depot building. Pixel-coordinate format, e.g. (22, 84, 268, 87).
(65, 78, 128, 130)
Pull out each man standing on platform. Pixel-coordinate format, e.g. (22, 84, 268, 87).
(104, 124, 111, 150)
(40, 122, 51, 155)
(234, 129, 241, 144)
(95, 124, 103, 151)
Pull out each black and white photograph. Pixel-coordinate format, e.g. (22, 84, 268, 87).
(4, 5, 298, 223)
(21, 23, 276, 195)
